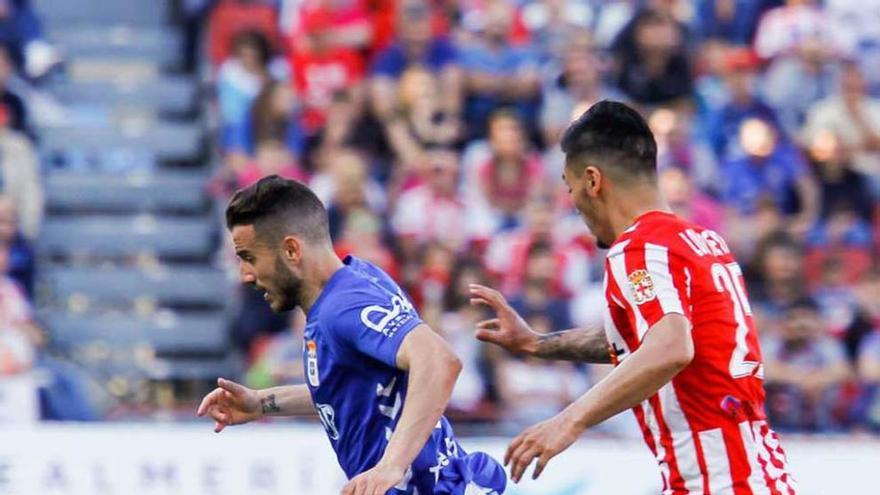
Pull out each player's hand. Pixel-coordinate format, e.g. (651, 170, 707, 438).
(505, 412, 583, 483)
(469, 284, 539, 355)
(196, 377, 262, 433)
(340, 462, 406, 495)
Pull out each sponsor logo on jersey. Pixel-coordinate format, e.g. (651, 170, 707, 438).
(315, 403, 340, 440)
(628, 269, 657, 304)
(360, 290, 416, 337)
(306, 339, 320, 387)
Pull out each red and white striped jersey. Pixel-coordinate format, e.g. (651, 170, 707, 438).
(603, 210, 796, 495)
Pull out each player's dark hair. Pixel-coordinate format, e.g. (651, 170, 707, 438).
(561, 100, 657, 181)
(226, 175, 331, 245)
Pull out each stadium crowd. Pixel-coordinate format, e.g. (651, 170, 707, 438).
(2, 0, 880, 434)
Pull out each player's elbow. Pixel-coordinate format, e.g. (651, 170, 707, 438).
(665, 333, 694, 372)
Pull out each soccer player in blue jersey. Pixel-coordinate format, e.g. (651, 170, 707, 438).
(197, 175, 506, 495)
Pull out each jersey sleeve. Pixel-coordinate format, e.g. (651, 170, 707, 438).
(607, 241, 693, 340)
(325, 287, 424, 367)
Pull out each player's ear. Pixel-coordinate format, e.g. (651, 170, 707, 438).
(583, 166, 602, 197)
(281, 235, 302, 264)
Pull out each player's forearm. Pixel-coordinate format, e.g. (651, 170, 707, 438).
(379, 353, 462, 471)
(533, 326, 612, 363)
(257, 385, 315, 417)
(561, 315, 693, 430)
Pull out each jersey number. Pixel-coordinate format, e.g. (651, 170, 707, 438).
(711, 262, 761, 379)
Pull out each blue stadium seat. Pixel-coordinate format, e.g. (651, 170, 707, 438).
(48, 76, 196, 113)
(42, 310, 230, 354)
(34, 0, 170, 27)
(48, 26, 182, 67)
(146, 354, 245, 381)
(46, 172, 209, 213)
(39, 216, 215, 259)
(38, 122, 203, 161)
(42, 265, 230, 308)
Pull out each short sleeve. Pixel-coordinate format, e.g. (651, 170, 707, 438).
(607, 242, 693, 340)
(326, 288, 423, 367)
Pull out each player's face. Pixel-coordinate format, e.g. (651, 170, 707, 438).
(232, 225, 303, 313)
(562, 168, 614, 249)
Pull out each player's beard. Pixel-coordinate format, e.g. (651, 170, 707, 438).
(271, 255, 303, 313)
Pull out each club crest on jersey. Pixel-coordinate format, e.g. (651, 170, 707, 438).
(306, 339, 320, 387)
(628, 269, 656, 305)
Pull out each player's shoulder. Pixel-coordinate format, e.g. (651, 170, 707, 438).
(610, 211, 733, 262)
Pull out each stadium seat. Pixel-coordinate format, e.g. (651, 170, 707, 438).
(34, 0, 169, 27)
(146, 354, 244, 381)
(38, 122, 203, 161)
(48, 77, 197, 113)
(39, 216, 215, 259)
(46, 172, 209, 213)
(42, 310, 230, 354)
(47, 26, 182, 68)
(41, 265, 230, 309)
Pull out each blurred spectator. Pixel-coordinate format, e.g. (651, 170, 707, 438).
(802, 62, 880, 192)
(507, 241, 574, 330)
(856, 330, 880, 431)
(282, 0, 372, 53)
(0, 0, 59, 78)
(809, 255, 874, 360)
(747, 231, 807, 317)
(694, 0, 763, 45)
(333, 208, 398, 280)
(459, 0, 541, 140)
(467, 110, 544, 232)
(369, 0, 461, 124)
(288, 13, 366, 138)
(250, 81, 306, 158)
(237, 139, 308, 189)
(383, 67, 461, 170)
(753, 0, 850, 62)
(720, 117, 819, 234)
(650, 107, 720, 194)
(826, 0, 880, 90)
(391, 147, 470, 254)
(438, 260, 494, 418)
(610, 8, 693, 106)
(245, 309, 308, 389)
(0, 242, 39, 375)
(705, 46, 782, 161)
(484, 195, 593, 299)
(0, 102, 41, 241)
(659, 166, 726, 234)
(0, 46, 28, 137)
(218, 30, 286, 157)
(763, 297, 853, 431)
(0, 194, 33, 298)
(593, 0, 637, 49)
(311, 148, 386, 241)
(540, 34, 623, 149)
(518, 0, 593, 62)
(207, 0, 281, 68)
(807, 130, 874, 223)
(495, 314, 585, 427)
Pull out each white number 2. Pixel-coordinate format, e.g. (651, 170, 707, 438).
(711, 262, 761, 379)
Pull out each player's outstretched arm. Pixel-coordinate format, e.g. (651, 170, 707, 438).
(469, 284, 612, 363)
(342, 324, 462, 495)
(196, 378, 314, 432)
(504, 314, 694, 483)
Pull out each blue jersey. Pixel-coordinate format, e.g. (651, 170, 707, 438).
(304, 256, 506, 494)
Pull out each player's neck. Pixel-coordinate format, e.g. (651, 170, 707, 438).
(607, 186, 671, 240)
(298, 249, 345, 314)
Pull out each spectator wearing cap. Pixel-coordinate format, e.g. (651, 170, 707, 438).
(0, 102, 40, 241)
(763, 297, 853, 431)
(369, 0, 461, 125)
(802, 61, 880, 194)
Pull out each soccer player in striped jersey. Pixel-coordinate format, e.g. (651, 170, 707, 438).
(470, 101, 796, 494)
